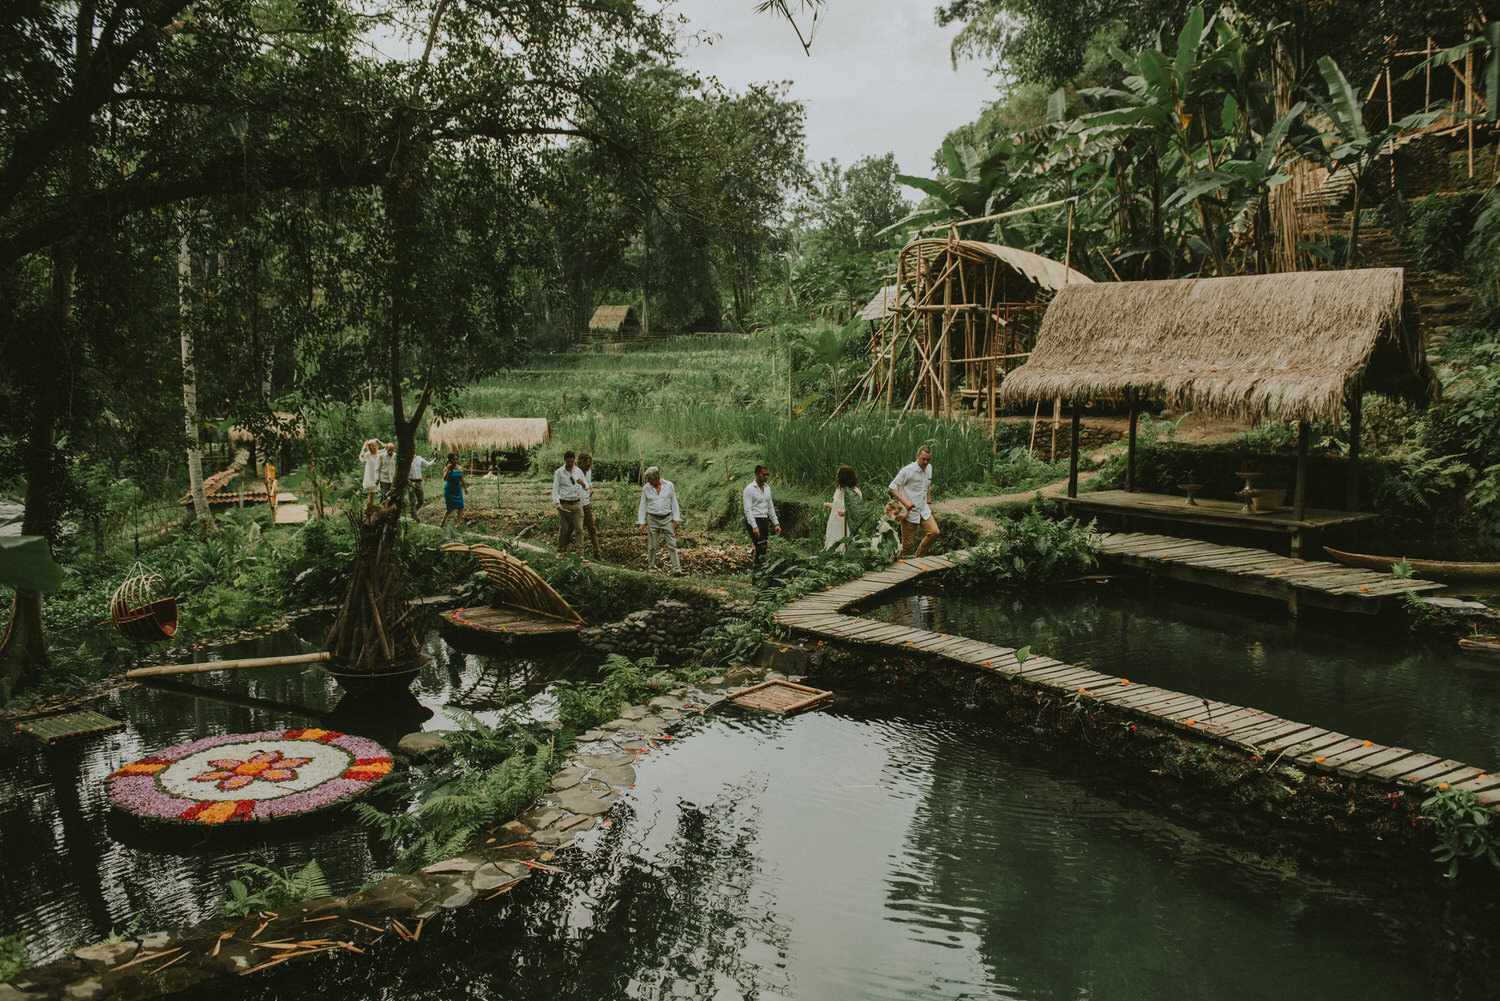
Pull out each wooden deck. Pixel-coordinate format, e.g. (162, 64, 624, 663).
(1095, 532, 1445, 615)
(1054, 489, 1377, 556)
(773, 553, 1499, 813)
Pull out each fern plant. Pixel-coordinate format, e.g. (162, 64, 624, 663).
(221, 859, 332, 917)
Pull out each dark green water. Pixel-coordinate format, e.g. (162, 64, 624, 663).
(229, 705, 1498, 1001)
(858, 581, 1500, 771)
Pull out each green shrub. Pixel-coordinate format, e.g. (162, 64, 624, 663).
(221, 859, 332, 917)
(1406, 192, 1482, 274)
(948, 505, 1097, 586)
(1421, 785, 1500, 878)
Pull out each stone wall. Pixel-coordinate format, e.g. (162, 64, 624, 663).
(578, 591, 750, 661)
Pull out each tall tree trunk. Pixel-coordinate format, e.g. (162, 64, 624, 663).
(179, 208, 212, 525)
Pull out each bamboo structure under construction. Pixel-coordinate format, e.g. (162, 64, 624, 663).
(841, 235, 1092, 427)
(324, 509, 425, 673)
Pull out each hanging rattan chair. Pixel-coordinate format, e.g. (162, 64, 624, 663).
(110, 564, 179, 642)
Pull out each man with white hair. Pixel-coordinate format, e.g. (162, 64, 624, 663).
(635, 466, 684, 576)
(376, 442, 397, 502)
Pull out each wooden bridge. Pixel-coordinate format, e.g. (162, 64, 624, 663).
(1093, 531, 1445, 615)
(773, 551, 1498, 813)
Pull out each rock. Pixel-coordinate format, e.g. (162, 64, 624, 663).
(591, 764, 636, 787)
(550, 766, 588, 791)
(575, 751, 634, 768)
(137, 932, 177, 952)
(471, 864, 524, 893)
(658, 709, 683, 722)
(765, 671, 787, 682)
(495, 819, 531, 840)
(634, 715, 668, 731)
(438, 882, 476, 909)
(619, 705, 649, 720)
(64, 977, 106, 1000)
(648, 695, 685, 710)
(553, 813, 596, 833)
(397, 732, 454, 761)
(551, 787, 617, 815)
(518, 806, 567, 830)
(423, 856, 482, 874)
(72, 942, 138, 971)
(577, 729, 607, 742)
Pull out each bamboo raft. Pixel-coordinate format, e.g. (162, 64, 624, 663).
(772, 551, 1500, 814)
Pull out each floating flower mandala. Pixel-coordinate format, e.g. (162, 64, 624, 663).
(108, 729, 393, 825)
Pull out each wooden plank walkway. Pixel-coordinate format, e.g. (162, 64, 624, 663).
(774, 552, 1499, 814)
(1094, 532, 1445, 614)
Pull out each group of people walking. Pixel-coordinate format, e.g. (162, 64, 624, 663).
(357, 439, 466, 536)
(363, 437, 940, 571)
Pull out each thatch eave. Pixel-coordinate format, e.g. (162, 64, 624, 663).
(428, 417, 551, 452)
(997, 269, 1438, 424)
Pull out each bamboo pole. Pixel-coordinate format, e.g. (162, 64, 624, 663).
(126, 652, 331, 680)
(919, 197, 1078, 233)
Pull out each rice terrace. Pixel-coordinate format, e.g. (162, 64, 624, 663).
(4, 2, 1500, 999)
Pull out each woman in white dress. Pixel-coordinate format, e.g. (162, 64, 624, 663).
(823, 465, 863, 549)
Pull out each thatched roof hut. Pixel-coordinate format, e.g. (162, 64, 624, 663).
(858, 285, 909, 321)
(588, 305, 641, 338)
(997, 268, 1437, 423)
(427, 418, 551, 452)
(228, 411, 304, 443)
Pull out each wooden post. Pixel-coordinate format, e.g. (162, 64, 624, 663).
(1346, 390, 1361, 512)
(125, 651, 331, 680)
(1126, 395, 1139, 493)
(1293, 418, 1310, 522)
(1068, 405, 1081, 498)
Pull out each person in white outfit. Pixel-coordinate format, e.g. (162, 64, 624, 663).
(376, 442, 397, 502)
(742, 464, 780, 565)
(888, 445, 939, 557)
(636, 466, 683, 575)
(358, 440, 382, 507)
(552, 450, 587, 554)
(407, 452, 435, 521)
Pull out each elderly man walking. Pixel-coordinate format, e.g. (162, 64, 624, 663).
(742, 464, 780, 565)
(376, 442, 397, 502)
(889, 445, 939, 557)
(636, 466, 684, 576)
(407, 452, 435, 522)
(552, 450, 587, 555)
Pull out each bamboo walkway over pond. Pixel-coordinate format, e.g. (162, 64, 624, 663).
(1094, 532, 1446, 615)
(774, 551, 1499, 814)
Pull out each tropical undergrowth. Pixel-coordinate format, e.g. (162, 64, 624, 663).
(351, 653, 686, 870)
(948, 504, 1097, 587)
(693, 529, 900, 668)
(221, 859, 333, 917)
(1421, 784, 1500, 878)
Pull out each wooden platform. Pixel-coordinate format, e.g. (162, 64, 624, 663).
(15, 710, 125, 744)
(1054, 489, 1377, 556)
(443, 605, 584, 644)
(772, 553, 1499, 814)
(1095, 532, 1445, 615)
(727, 680, 832, 715)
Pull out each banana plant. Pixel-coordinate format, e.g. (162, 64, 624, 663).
(1311, 56, 1443, 263)
(881, 137, 1039, 238)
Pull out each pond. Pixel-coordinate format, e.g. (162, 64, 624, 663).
(224, 701, 1496, 1001)
(857, 580, 1500, 771)
(0, 616, 585, 968)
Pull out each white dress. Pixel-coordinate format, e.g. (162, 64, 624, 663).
(825, 487, 846, 549)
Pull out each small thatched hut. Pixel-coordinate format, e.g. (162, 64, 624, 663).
(429, 420, 552, 474)
(998, 267, 1438, 517)
(588, 305, 642, 339)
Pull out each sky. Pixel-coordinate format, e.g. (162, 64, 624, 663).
(662, 0, 1002, 177)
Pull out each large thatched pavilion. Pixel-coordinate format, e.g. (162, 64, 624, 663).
(997, 268, 1439, 553)
(428, 418, 551, 472)
(841, 235, 1092, 424)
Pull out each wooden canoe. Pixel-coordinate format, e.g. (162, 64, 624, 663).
(1322, 546, 1500, 582)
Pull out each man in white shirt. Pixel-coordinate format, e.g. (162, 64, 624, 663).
(579, 452, 601, 559)
(889, 445, 939, 557)
(407, 452, 435, 522)
(742, 464, 780, 565)
(376, 442, 397, 502)
(552, 450, 587, 555)
(636, 465, 684, 575)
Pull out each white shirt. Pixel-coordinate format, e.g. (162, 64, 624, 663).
(552, 464, 585, 504)
(579, 467, 594, 507)
(637, 479, 681, 522)
(889, 460, 933, 523)
(359, 448, 381, 490)
(377, 450, 396, 483)
(409, 455, 434, 480)
(742, 481, 779, 528)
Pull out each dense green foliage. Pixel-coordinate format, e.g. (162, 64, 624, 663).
(948, 506, 1098, 586)
(1421, 785, 1500, 878)
(221, 860, 333, 918)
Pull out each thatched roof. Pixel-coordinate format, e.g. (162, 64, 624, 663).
(228, 411, 304, 443)
(859, 285, 910, 321)
(997, 268, 1438, 423)
(589, 305, 640, 333)
(960, 242, 1094, 292)
(428, 418, 551, 452)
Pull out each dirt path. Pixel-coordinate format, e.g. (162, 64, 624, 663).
(934, 469, 1103, 535)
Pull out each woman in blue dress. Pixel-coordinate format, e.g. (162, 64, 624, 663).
(440, 453, 466, 537)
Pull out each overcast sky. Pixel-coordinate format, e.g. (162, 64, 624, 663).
(662, 0, 1001, 177)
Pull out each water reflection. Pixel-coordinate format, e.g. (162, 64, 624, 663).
(227, 706, 1497, 1001)
(0, 620, 587, 965)
(862, 581, 1500, 769)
